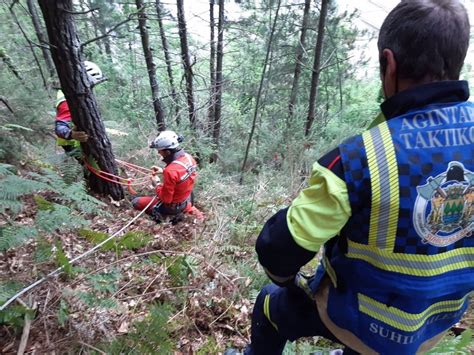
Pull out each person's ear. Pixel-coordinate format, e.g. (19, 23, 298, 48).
(381, 48, 397, 98)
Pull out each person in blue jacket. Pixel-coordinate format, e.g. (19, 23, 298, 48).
(228, 0, 473, 354)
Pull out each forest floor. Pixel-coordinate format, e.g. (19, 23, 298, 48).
(0, 188, 258, 353)
(1, 187, 473, 354)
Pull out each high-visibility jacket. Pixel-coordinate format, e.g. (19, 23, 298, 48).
(320, 100, 474, 353)
(55, 90, 80, 148)
(156, 150, 197, 205)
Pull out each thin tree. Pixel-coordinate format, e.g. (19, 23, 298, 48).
(208, 0, 216, 131)
(9, 4, 48, 90)
(240, 0, 282, 184)
(305, 0, 329, 136)
(176, 0, 196, 129)
(136, 0, 165, 130)
(288, 0, 311, 121)
(210, 0, 224, 163)
(26, 0, 55, 78)
(155, 0, 179, 124)
(38, 0, 124, 200)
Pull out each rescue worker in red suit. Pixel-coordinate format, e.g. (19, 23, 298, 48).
(131, 131, 199, 224)
(55, 61, 104, 156)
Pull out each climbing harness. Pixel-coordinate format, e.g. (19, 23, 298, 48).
(171, 153, 197, 183)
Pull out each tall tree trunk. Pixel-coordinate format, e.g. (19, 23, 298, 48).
(136, 0, 166, 131)
(95, 3, 112, 58)
(176, 0, 196, 129)
(210, 0, 224, 163)
(208, 0, 216, 132)
(288, 0, 311, 121)
(87, 0, 104, 54)
(240, 0, 282, 184)
(9, 5, 48, 90)
(26, 0, 55, 78)
(155, 0, 179, 124)
(305, 0, 329, 137)
(38, 0, 124, 200)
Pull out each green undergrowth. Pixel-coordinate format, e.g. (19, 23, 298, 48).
(79, 229, 152, 255)
(99, 303, 175, 354)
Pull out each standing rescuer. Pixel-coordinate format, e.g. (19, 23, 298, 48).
(132, 130, 201, 223)
(228, 1, 473, 354)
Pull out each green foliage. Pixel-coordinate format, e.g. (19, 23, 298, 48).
(79, 228, 114, 249)
(55, 240, 74, 278)
(197, 337, 220, 354)
(79, 229, 151, 255)
(166, 255, 198, 287)
(427, 330, 473, 354)
(0, 226, 38, 251)
(34, 238, 53, 262)
(0, 174, 48, 214)
(119, 231, 152, 251)
(57, 299, 69, 327)
(87, 270, 121, 294)
(104, 303, 174, 354)
(76, 291, 117, 309)
(0, 167, 107, 252)
(0, 163, 15, 177)
(34, 194, 54, 211)
(0, 282, 32, 331)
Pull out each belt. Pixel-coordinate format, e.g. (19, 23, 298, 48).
(163, 196, 190, 210)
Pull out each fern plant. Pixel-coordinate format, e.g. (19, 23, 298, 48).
(102, 303, 174, 354)
(0, 281, 33, 331)
(0, 166, 109, 252)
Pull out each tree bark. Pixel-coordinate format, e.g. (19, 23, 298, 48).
(305, 0, 329, 137)
(155, 0, 179, 124)
(38, 0, 124, 200)
(136, 0, 166, 131)
(208, 0, 216, 132)
(288, 0, 311, 121)
(240, 0, 282, 184)
(176, 0, 196, 129)
(26, 0, 55, 78)
(210, 0, 224, 163)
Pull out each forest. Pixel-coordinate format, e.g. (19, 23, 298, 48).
(0, 0, 473, 353)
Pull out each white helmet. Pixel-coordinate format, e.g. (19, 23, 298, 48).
(84, 61, 104, 85)
(150, 130, 182, 150)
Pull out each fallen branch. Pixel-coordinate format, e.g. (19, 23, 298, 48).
(17, 301, 37, 355)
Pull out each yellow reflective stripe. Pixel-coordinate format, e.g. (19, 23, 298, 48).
(362, 130, 380, 247)
(56, 137, 80, 147)
(322, 255, 337, 288)
(358, 293, 468, 332)
(263, 294, 278, 331)
(363, 123, 399, 250)
(348, 240, 474, 276)
(379, 122, 399, 250)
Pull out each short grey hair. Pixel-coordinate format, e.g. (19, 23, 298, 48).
(378, 0, 470, 81)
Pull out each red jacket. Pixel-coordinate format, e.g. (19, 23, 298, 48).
(156, 151, 197, 204)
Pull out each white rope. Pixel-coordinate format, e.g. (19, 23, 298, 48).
(0, 197, 159, 311)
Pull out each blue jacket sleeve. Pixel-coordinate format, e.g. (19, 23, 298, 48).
(55, 120, 72, 139)
(256, 208, 316, 279)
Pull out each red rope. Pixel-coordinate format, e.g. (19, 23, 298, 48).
(115, 159, 153, 175)
(83, 159, 149, 187)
